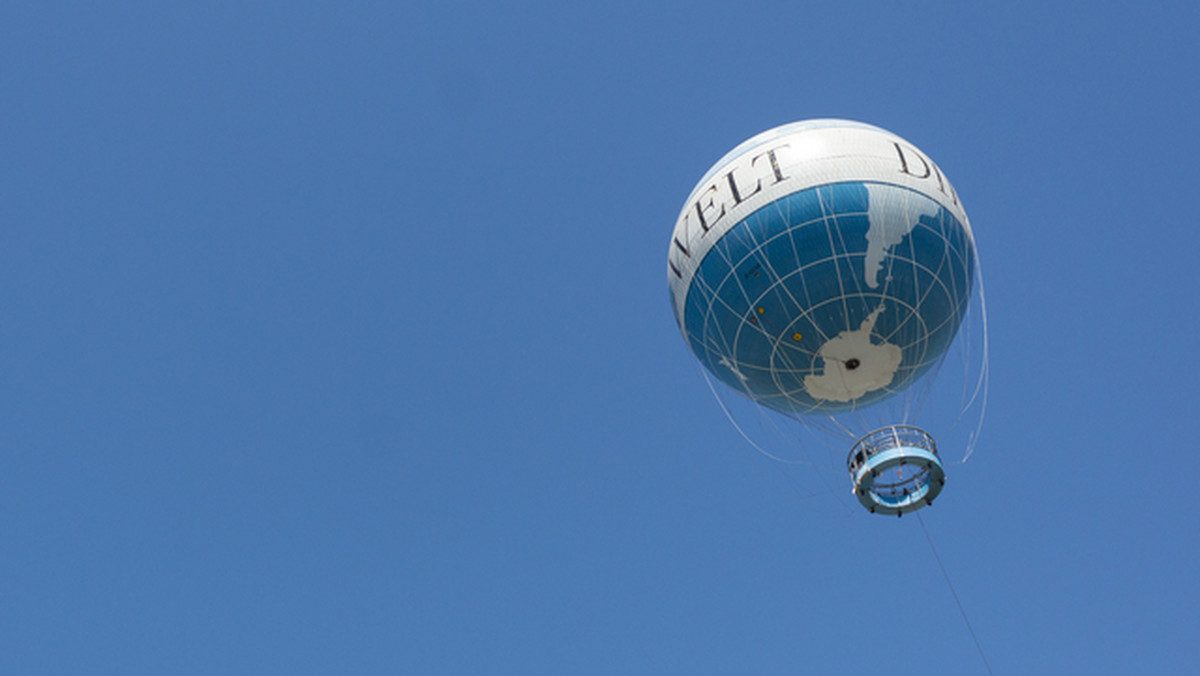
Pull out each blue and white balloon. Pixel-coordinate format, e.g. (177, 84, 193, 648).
(668, 120, 975, 418)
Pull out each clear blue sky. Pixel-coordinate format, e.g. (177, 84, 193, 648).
(3, 2, 1198, 673)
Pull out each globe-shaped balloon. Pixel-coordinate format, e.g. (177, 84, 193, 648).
(668, 120, 975, 416)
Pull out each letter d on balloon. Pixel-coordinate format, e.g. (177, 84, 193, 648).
(894, 142, 959, 206)
(894, 142, 931, 178)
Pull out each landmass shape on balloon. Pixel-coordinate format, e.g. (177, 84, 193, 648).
(803, 305, 902, 402)
(862, 184, 940, 289)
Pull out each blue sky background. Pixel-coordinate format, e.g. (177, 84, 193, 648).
(3, 2, 1198, 673)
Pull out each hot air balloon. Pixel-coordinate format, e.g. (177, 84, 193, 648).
(668, 119, 985, 516)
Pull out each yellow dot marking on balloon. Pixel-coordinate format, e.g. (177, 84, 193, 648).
(756, 307, 765, 314)
(792, 332, 803, 341)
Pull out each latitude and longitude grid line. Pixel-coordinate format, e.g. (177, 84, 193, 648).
(691, 247, 965, 384)
(696, 202, 965, 371)
(683, 184, 973, 416)
(696, 185, 966, 357)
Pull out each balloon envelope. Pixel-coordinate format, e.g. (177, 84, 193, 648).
(668, 120, 975, 416)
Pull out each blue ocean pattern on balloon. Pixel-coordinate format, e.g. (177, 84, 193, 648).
(681, 181, 974, 416)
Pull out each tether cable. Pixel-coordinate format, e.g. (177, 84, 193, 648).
(917, 511, 994, 675)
